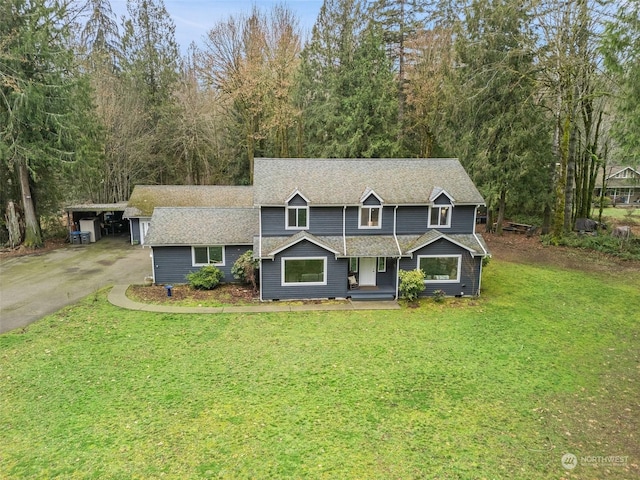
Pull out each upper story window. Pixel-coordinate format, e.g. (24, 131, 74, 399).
(192, 246, 224, 266)
(359, 206, 382, 228)
(429, 205, 451, 228)
(285, 190, 309, 230)
(286, 206, 308, 229)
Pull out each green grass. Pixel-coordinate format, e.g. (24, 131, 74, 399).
(598, 206, 640, 221)
(1, 261, 639, 479)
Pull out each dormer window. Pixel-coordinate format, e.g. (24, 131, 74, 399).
(287, 206, 308, 229)
(285, 190, 309, 230)
(428, 187, 454, 228)
(360, 206, 381, 228)
(359, 188, 383, 229)
(429, 205, 451, 228)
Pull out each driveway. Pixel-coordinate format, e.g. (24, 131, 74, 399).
(0, 236, 151, 334)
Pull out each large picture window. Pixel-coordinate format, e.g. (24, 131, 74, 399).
(428, 205, 451, 228)
(192, 246, 224, 266)
(282, 257, 326, 285)
(286, 206, 308, 229)
(359, 206, 381, 228)
(418, 255, 461, 282)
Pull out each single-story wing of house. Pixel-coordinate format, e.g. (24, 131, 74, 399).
(123, 185, 254, 245)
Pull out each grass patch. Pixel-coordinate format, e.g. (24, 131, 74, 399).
(1, 261, 639, 479)
(598, 206, 640, 222)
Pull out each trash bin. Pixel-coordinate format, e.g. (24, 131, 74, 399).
(164, 285, 173, 297)
(70, 231, 81, 244)
(80, 232, 91, 244)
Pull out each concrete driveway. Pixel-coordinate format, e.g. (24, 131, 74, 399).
(0, 236, 151, 334)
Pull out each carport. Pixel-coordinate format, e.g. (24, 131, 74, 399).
(64, 202, 129, 241)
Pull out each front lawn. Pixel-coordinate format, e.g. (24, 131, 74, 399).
(1, 259, 639, 479)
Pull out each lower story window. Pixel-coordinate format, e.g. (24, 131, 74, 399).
(282, 257, 326, 285)
(193, 246, 224, 266)
(418, 255, 461, 282)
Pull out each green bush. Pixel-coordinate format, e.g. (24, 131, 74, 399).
(398, 269, 426, 302)
(231, 250, 259, 291)
(186, 265, 224, 290)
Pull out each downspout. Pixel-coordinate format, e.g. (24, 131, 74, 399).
(393, 205, 401, 300)
(150, 247, 156, 284)
(342, 205, 347, 256)
(259, 207, 263, 302)
(473, 204, 489, 296)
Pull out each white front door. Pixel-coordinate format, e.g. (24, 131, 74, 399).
(359, 257, 377, 286)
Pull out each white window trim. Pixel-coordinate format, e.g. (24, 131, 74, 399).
(285, 205, 309, 230)
(377, 257, 387, 272)
(281, 256, 327, 286)
(418, 254, 461, 283)
(349, 257, 359, 273)
(359, 205, 382, 229)
(428, 205, 452, 228)
(192, 246, 225, 267)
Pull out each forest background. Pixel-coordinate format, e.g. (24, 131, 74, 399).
(1, 0, 639, 248)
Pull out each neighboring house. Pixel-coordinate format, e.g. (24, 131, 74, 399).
(139, 158, 490, 300)
(594, 165, 640, 205)
(123, 185, 253, 245)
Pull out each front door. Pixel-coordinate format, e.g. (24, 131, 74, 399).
(359, 257, 377, 286)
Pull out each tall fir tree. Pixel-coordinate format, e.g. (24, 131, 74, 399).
(1, 0, 98, 247)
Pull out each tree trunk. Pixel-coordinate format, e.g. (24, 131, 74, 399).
(495, 189, 507, 235)
(17, 158, 43, 248)
(4, 201, 23, 248)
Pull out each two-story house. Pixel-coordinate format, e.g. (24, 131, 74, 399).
(141, 158, 489, 300)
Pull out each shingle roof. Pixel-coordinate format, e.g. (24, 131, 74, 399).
(124, 185, 254, 218)
(145, 207, 257, 246)
(398, 231, 489, 257)
(258, 232, 489, 258)
(594, 165, 640, 188)
(253, 158, 485, 206)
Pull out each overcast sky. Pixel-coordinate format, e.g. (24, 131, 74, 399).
(109, 0, 323, 52)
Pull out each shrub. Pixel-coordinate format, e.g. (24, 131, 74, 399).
(398, 269, 426, 303)
(231, 250, 259, 291)
(433, 289, 446, 303)
(186, 265, 224, 290)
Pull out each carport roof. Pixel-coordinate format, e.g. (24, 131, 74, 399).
(124, 185, 254, 218)
(65, 202, 128, 212)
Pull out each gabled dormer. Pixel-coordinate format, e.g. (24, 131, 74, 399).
(428, 187, 455, 228)
(359, 188, 384, 229)
(285, 189, 309, 230)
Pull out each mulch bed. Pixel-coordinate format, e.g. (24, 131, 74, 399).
(127, 283, 259, 305)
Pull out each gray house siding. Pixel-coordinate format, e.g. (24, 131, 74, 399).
(261, 240, 347, 300)
(345, 206, 394, 235)
(153, 245, 251, 284)
(375, 258, 397, 286)
(261, 206, 344, 236)
(448, 206, 477, 233)
(396, 206, 428, 234)
(399, 239, 482, 297)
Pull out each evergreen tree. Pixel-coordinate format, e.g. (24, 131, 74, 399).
(1, 0, 97, 247)
(298, 0, 399, 157)
(602, 0, 640, 162)
(452, 0, 552, 231)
